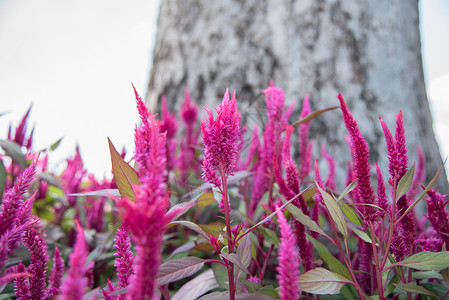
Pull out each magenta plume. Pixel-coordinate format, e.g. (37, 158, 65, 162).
(23, 222, 48, 300)
(160, 95, 178, 172)
(375, 163, 389, 218)
(426, 189, 449, 246)
(114, 222, 134, 299)
(201, 89, 242, 188)
(12, 105, 32, 147)
(321, 144, 336, 190)
(299, 94, 312, 182)
(48, 246, 65, 297)
(14, 262, 31, 300)
(338, 94, 376, 224)
(276, 207, 301, 300)
(60, 220, 88, 300)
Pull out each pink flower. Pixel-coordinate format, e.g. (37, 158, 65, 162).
(60, 220, 88, 300)
(114, 222, 134, 299)
(376, 163, 389, 218)
(338, 94, 376, 224)
(201, 89, 242, 187)
(48, 246, 65, 297)
(426, 189, 449, 246)
(299, 94, 312, 182)
(276, 207, 300, 300)
(23, 222, 48, 300)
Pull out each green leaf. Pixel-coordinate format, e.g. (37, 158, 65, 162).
(388, 251, 449, 271)
(336, 180, 357, 203)
(396, 162, 415, 199)
(393, 282, 439, 298)
(347, 224, 371, 244)
(171, 269, 219, 300)
(263, 228, 280, 246)
(298, 267, 351, 295)
(399, 163, 443, 225)
(339, 201, 362, 226)
(291, 106, 339, 126)
(412, 271, 444, 281)
(384, 273, 400, 297)
(50, 137, 63, 151)
(197, 191, 216, 208)
(316, 184, 348, 237)
(281, 197, 332, 241)
(441, 267, 449, 287)
(308, 236, 351, 280)
(158, 257, 206, 286)
(0, 159, 6, 198)
(211, 262, 228, 289)
(107, 138, 140, 200)
(0, 139, 27, 170)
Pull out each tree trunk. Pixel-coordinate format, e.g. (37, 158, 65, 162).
(146, 0, 448, 194)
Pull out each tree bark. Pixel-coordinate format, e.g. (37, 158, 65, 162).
(146, 0, 448, 193)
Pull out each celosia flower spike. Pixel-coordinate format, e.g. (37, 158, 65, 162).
(48, 246, 65, 297)
(114, 222, 134, 297)
(60, 220, 88, 300)
(14, 262, 31, 300)
(262, 86, 285, 124)
(23, 223, 48, 300)
(299, 94, 312, 182)
(201, 89, 242, 187)
(276, 206, 300, 300)
(180, 87, 198, 125)
(321, 144, 336, 190)
(394, 111, 408, 180)
(160, 95, 178, 139)
(376, 163, 389, 218)
(338, 94, 376, 224)
(13, 105, 32, 147)
(426, 189, 449, 246)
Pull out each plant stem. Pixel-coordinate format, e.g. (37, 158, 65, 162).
(369, 222, 384, 299)
(220, 166, 235, 300)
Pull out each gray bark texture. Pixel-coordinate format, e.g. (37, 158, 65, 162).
(146, 0, 448, 194)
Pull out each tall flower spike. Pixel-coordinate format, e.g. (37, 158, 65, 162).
(114, 222, 134, 299)
(299, 94, 312, 182)
(201, 89, 241, 187)
(394, 111, 408, 180)
(23, 222, 48, 300)
(13, 105, 32, 147)
(338, 94, 376, 224)
(60, 220, 88, 300)
(48, 246, 65, 297)
(160, 95, 178, 171)
(321, 144, 336, 190)
(376, 163, 389, 218)
(14, 262, 31, 300)
(276, 206, 300, 300)
(426, 189, 449, 246)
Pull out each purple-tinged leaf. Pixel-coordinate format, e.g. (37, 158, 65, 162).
(393, 283, 439, 298)
(386, 251, 449, 271)
(172, 269, 219, 300)
(298, 267, 351, 295)
(107, 138, 140, 200)
(291, 106, 339, 127)
(347, 224, 371, 244)
(158, 257, 205, 286)
(316, 184, 348, 237)
(168, 242, 196, 259)
(197, 192, 216, 208)
(68, 189, 120, 197)
(220, 253, 249, 274)
(199, 291, 276, 300)
(396, 162, 415, 200)
(170, 221, 209, 240)
(237, 233, 252, 269)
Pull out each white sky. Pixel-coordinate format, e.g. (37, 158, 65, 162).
(0, 0, 448, 178)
